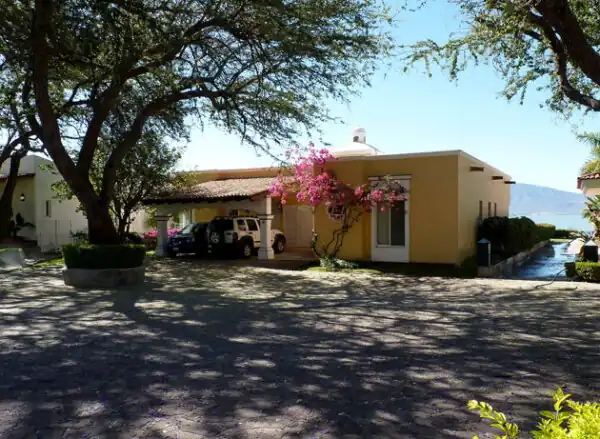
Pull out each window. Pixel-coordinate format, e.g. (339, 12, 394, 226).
(327, 204, 346, 222)
(247, 219, 259, 231)
(45, 200, 52, 218)
(478, 200, 483, 219)
(494, 202, 497, 217)
(376, 201, 406, 246)
(487, 201, 492, 218)
(236, 219, 247, 231)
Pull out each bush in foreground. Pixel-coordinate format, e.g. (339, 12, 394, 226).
(62, 244, 146, 269)
(564, 261, 600, 281)
(469, 388, 600, 439)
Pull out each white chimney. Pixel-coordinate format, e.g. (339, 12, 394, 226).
(352, 127, 366, 144)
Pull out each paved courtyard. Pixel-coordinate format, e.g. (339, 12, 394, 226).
(1, 260, 599, 438)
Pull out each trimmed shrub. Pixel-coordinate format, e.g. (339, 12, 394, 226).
(573, 261, 600, 282)
(554, 228, 576, 239)
(469, 388, 600, 439)
(124, 232, 143, 245)
(536, 223, 556, 242)
(479, 216, 547, 260)
(62, 244, 146, 269)
(565, 261, 577, 278)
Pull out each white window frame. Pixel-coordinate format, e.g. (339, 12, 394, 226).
(369, 175, 410, 262)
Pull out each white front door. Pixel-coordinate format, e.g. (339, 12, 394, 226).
(370, 178, 410, 262)
(284, 205, 313, 248)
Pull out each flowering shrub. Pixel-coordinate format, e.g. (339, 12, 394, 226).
(270, 143, 406, 261)
(140, 228, 180, 241)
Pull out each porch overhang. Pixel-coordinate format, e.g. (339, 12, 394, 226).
(142, 176, 289, 206)
(578, 173, 600, 196)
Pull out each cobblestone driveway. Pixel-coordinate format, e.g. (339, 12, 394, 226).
(1, 260, 599, 438)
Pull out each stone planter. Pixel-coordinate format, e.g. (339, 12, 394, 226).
(63, 266, 146, 288)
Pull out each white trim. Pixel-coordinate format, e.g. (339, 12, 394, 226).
(370, 179, 410, 263)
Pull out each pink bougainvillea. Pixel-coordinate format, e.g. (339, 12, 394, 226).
(269, 143, 407, 260)
(141, 228, 180, 241)
(269, 143, 406, 212)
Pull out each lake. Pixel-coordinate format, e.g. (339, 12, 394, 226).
(512, 213, 592, 231)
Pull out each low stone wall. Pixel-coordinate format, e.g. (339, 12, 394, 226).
(478, 240, 550, 278)
(63, 266, 145, 288)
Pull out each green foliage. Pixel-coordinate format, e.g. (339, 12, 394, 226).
(536, 224, 556, 242)
(53, 132, 182, 239)
(319, 257, 360, 270)
(555, 229, 576, 239)
(578, 133, 600, 176)
(564, 262, 577, 278)
(401, 0, 600, 118)
(62, 244, 146, 269)
(572, 262, 600, 282)
(478, 216, 547, 259)
(1, 0, 395, 244)
(469, 388, 600, 439)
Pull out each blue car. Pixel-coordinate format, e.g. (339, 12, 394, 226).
(166, 222, 209, 257)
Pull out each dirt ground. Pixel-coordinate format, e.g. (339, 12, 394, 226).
(0, 260, 598, 438)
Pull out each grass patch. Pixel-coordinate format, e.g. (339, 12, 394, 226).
(307, 266, 382, 274)
(25, 256, 64, 269)
(551, 238, 574, 243)
(146, 250, 156, 257)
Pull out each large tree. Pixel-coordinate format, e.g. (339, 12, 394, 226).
(0, 0, 393, 244)
(403, 0, 600, 117)
(53, 130, 183, 239)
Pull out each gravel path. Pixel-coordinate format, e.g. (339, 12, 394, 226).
(1, 260, 599, 438)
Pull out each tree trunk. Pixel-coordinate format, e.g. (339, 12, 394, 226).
(0, 154, 23, 243)
(84, 201, 120, 245)
(117, 215, 127, 240)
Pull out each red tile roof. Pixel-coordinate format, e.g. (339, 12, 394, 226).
(144, 177, 291, 204)
(577, 173, 600, 189)
(0, 172, 35, 181)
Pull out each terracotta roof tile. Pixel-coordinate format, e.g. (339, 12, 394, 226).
(144, 176, 291, 204)
(577, 173, 600, 189)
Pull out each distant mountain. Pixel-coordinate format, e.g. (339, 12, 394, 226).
(510, 183, 586, 215)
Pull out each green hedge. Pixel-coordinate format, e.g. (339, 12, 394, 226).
(478, 216, 552, 259)
(62, 244, 146, 269)
(536, 223, 556, 242)
(566, 261, 600, 282)
(554, 228, 576, 239)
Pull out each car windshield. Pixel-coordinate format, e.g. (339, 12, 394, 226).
(179, 224, 195, 234)
(210, 219, 234, 231)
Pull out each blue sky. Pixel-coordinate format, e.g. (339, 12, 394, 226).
(178, 0, 598, 193)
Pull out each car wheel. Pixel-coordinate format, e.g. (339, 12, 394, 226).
(240, 240, 253, 259)
(167, 249, 177, 258)
(273, 236, 286, 254)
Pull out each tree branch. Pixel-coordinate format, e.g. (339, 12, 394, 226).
(535, 0, 600, 88)
(527, 10, 600, 110)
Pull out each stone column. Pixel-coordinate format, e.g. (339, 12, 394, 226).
(155, 215, 170, 256)
(258, 196, 274, 260)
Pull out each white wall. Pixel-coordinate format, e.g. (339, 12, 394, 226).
(32, 156, 88, 251)
(129, 209, 152, 234)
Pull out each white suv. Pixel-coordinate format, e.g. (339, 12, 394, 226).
(206, 216, 286, 258)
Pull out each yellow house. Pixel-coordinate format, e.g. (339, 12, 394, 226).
(145, 130, 511, 265)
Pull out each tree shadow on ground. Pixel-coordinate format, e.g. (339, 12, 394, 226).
(0, 260, 599, 438)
